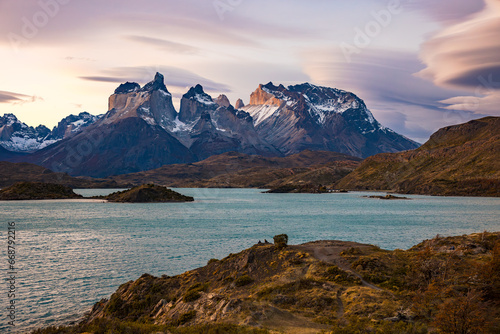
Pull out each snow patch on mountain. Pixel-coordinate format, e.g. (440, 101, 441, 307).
(194, 93, 216, 105)
(171, 117, 197, 133)
(242, 105, 280, 126)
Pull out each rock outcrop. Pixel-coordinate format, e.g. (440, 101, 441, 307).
(104, 184, 194, 203)
(40, 232, 500, 333)
(234, 98, 245, 109)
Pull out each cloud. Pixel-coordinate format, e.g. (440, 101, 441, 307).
(80, 76, 124, 83)
(80, 66, 231, 93)
(301, 48, 477, 142)
(417, 1, 500, 90)
(64, 56, 95, 62)
(408, 0, 485, 23)
(0, 90, 43, 105)
(416, 0, 500, 116)
(124, 35, 200, 54)
(0, 90, 26, 103)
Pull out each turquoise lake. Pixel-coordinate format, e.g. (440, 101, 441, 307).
(1, 188, 499, 332)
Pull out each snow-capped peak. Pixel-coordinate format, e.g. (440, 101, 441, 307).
(184, 84, 216, 105)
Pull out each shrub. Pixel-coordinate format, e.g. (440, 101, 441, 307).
(183, 283, 209, 302)
(234, 275, 254, 287)
(325, 265, 361, 285)
(176, 310, 197, 325)
(273, 234, 288, 250)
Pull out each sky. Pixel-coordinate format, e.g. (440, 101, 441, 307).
(0, 0, 499, 143)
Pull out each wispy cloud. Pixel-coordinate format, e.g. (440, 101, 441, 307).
(124, 35, 201, 54)
(0, 90, 43, 105)
(0, 90, 26, 103)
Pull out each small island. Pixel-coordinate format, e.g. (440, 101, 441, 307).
(103, 184, 194, 203)
(265, 184, 333, 193)
(363, 194, 410, 200)
(0, 182, 83, 200)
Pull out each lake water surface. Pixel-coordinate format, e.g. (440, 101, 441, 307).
(1, 188, 499, 332)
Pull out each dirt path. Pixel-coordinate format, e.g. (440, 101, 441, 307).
(293, 240, 382, 291)
(336, 289, 345, 322)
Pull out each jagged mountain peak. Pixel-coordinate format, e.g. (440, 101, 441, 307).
(1, 113, 54, 152)
(241, 81, 419, 158)
(105, 73, 176, 127)
(235, 98, 245, 109)
(114, 72, 170, 95)
(178, 84, 217, 123)
(214, 94, 231, 108)
(183, 84, 214, 104)
(142, 72, 169, 93)
(114, 82, 140, 94)
(1, 113, 19, 126)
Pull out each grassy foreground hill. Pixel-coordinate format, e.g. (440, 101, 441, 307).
(336, 117, 500, 196)
(33, 232, 500, 334)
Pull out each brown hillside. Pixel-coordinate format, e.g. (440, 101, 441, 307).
(0, 182, 83, 200)
(109, 150, 361, 188)
(0, 161, 128, 188)
(336, 117, 500, 196)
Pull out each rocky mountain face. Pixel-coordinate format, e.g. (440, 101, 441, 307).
(103, 73, 177, 130)
(0, 112, 101, 153)
(28, 115, 195, 178)
(47, 112, 101, 141)
(0, 114, 52, 152)
(22, 73, 278, 177)
(4, 73, 421, 177)
(241, 83, 420, 158)
(174, 84, 279, 160)
(336, 116, 500, 196)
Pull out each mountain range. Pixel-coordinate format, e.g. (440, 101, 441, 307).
(0, 112, 100, 152)
(0, 73, 419, 177)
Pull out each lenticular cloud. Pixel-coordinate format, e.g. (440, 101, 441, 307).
(417, 0, 500, 91)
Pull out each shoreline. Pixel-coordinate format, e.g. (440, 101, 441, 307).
(30, 231, 500, 334)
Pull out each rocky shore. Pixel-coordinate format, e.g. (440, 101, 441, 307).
(32, 232, 500, 334)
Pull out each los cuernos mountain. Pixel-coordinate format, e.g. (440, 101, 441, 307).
(241, 83, 419, 157)
(2, 73, 419, 177)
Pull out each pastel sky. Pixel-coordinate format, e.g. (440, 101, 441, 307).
(1, 0, 499, 143)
